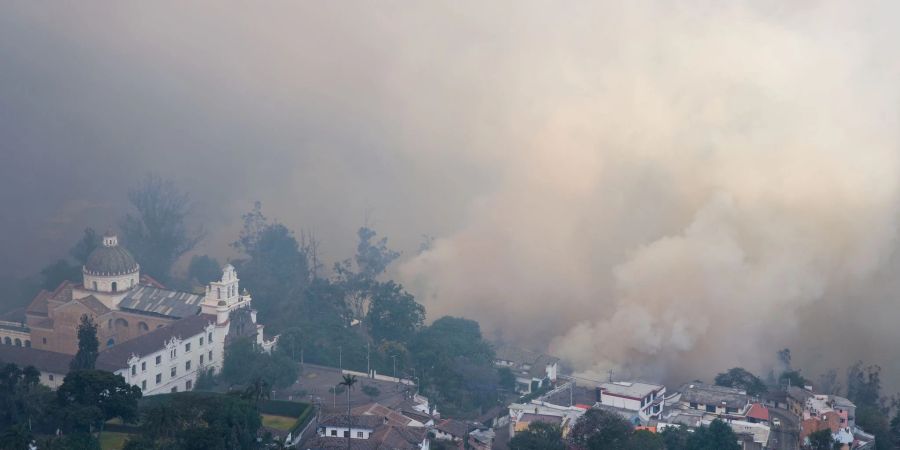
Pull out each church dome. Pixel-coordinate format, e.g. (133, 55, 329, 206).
(83, 233, 139, 276)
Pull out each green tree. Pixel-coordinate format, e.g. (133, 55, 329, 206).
(687, 419, 741, 450)
(846, 362, 882, 409)
(660, 425, 690, 450)
(714, 367, 768, 396)
(806, 429, 835, 450)
(57, 370, 142, 435)
(120, 175, 205, 282)
(628, 429, 664, 450)
(779, 370, 809, 388)
(221, 338, 297, 389)
(366, 281, 425, 345)
(857, 406, 892, 450)
(361, 384, 380, 399)
(231, 203, 310, 332)
(0, 424, 32, 450)
(69, 228, 101, 265)
(354, 227, 400, 280)
(69, 315, 99, 371)
(509, 421, 565, 450)
(187, 255, 221, 286)
(569, 408, 633, 450)
(39, 259, 81, 290)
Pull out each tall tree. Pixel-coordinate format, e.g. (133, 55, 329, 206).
(120, 175, 205, 282)
(806, 429, 835, 450)
(569, 409, 633, 450)
(57, 370, 142, 436)
(69, 315, 99, 371)
(354, 227, 400, 280)
(714, 367, 768, 396)
(339, 375, 358, 449)
(686, 419, 741, 450)
(187, 255, 221, 286)
(69, 228, 101, 265)
(366, 281, 425, 345)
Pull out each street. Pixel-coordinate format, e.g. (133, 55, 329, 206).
(768, 408, 800, 450)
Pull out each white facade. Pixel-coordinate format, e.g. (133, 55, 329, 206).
(115, 321, 223, 395)
(599, 381, 666, 422)
(320, 425, 374, 439)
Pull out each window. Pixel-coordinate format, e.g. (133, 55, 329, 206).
(141, 362, 146, 372)
(138, 322, 149, 332)
(14, 339, 21, 347)
(171, 367, 177, 377)
(343, 431, 349, 438)
(42, 337, 47, 344)
(112, 281, 117, 292)
(200, 355, 204, 365)
(3, 337, 9, 345)
(208, 332, 213, 342)
(155, 355, 162, 365)
(185, 342, 191, 352)
(689, 402, 698, 409)
(330, 430, 337, 436)
(131, 365, 136, 376)
(200, 337, 204, 347)
(106, 338, 115, 347)
(24, 340, 30, 348)
(706, 405, 716, 413)
(186, 360, 191, 371)
(217, 287, 221, 299)
(209, 350, 213, 361)
(171, 386, 178, 393)
(170, 348, 177, 359)
(156, 374, 162, 385)
(93, 281, 98, 290)
(48, 374, 54, 381)
(357, 432, 363, 438)
(141, 380, 147, 390)
(186, 380, 193, 391)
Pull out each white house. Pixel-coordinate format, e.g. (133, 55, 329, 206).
(493, 344, 559, 394)
(309, 415, 430, 449)
(598, 381, 667, 422)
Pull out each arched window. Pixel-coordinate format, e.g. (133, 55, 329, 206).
(24, 340, 30, 348)
(93, 281, 98, 290)
(14, 339, 21, 347)
(130, 279, 134, 288)
(107, 338, 115, 347)
(108, 319, 113, 329)
(157, 324, 165, 329)
(112, 281, 118, 293)
(3, 337, 10, 345)
(217, 287, 221, 299)
(139, 322, 149, 332)
(115, 318, 129, 328)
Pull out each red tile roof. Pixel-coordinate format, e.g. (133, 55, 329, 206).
(747, 403, 769, 421)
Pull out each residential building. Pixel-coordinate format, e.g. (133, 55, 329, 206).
(678, 383, 751, 417)
(493, 344, 559, 394)
(598, 381, 666, 422)
(309, 415, 429, 449)
(508, 402, 585, 438)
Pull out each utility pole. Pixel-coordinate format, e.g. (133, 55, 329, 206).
(366, 342, 370, 376)
(339, 346, 343, 372)
(391, 355, 398, 390)
(608, 369, 613, 382)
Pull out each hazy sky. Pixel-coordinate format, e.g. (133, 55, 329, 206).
(2, 1, 900, 387)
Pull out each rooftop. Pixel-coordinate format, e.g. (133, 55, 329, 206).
(0, 345, 76, 374)
(318, 414, 385, 430)
(601, 381, 664, 400)
(96, 314, 214, 368)
(118, 285, 204, 318)
(679, 383, 749, 409)
(352, 403, 419, 427)
(494, 344, 560, 380)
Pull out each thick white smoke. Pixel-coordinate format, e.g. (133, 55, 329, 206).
(399, 1, 900, 383)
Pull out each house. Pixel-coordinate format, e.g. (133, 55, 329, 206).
(508, 402, 584, 438)
(678, 383, 751, 417)
(493, 344, 559, 394)
(352, 403, 426, 427)
(309, 414, 429, 449)
(598, 381, 666, 422)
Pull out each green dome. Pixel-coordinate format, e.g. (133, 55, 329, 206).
(84, 234, 139, 276)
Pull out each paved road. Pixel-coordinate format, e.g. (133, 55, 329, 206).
(768, 407, 800, 450)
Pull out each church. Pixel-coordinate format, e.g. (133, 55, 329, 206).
(18, 231, 264, 354)
(0, 230, 268, 394)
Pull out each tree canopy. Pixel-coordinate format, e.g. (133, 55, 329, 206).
(70, 314, 99, 371)
(714, 367, 767, 396)
(509, 422, 566, 450)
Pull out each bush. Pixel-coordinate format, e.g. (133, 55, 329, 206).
(362, 385, 380, 398)
(258, 400, 310, 418)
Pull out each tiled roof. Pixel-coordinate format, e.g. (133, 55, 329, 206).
(747, 403, 769, 421)
(352, 403, 417, 427)
(518, 413, 563, 426)
(118, 285, 204, 318)
(0, 308, 27, 324)
(96, 314, 213, 368)
(303, 437, 379, 449)
(0, 345, 73, 374)
(679, 383, 749, 409)
(319, 414, 385, 430)
(370, 425, 426, 448)
(74, 295, 111, 315)
(435, 419, 469, 438)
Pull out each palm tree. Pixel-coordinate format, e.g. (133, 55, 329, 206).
(339, 374, 358, 449)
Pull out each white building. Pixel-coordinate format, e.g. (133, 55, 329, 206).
(598, 381, 667, 422)
(493, 344, 559, 394)
(309, 415, 430, 449)
(96, 314, 223, 395)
